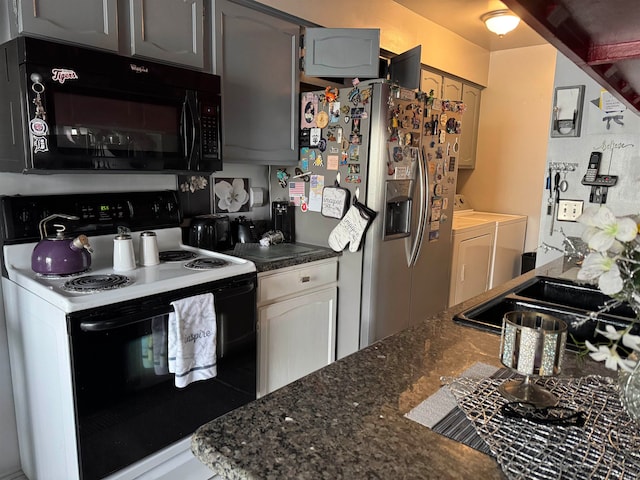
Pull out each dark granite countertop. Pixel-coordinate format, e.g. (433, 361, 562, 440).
(224, 242, 340, 273)
(191, 260, 602, 479)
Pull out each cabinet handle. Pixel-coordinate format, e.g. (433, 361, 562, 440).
(300, 276, 311, 283)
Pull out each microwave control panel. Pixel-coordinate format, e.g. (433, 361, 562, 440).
(201, 103, 220, 157)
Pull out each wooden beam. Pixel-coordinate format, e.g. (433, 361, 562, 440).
(502, 0, 640, 114)
(588, 40, 640, 65)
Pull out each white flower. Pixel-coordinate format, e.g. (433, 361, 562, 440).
(575, 206, 640, 372)
(585, 341, 637, 372)
(576, 252, 623, 295)
(595, 324, 623, 341)
(214, 178, 249, 213)
(578, 206, 637, 252)
(622, 333, 640, 352)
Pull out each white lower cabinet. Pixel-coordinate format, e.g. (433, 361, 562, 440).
(257, 259, 337, 397)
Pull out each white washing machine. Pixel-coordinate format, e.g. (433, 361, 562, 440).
(449, 215, 495, 307)
(451, 195, 527, 305)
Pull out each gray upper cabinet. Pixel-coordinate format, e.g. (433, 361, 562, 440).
(127, 0, 204, 69)
(421, 66, 482, 169)
(213, 0, 299, 165)
(420, 69, 442, 99)
(9, 0, 118, 51)
(442, 77, 463, 101)
(458, 84, 481, 169)
(303, 27, 380, 78)
(421, 67, 464, 102)
(389, 45, 421, 90)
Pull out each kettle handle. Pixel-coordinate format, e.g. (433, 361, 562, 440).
(38, 214, 80, 239)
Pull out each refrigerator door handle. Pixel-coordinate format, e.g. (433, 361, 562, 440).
(407, 147, 429, 267)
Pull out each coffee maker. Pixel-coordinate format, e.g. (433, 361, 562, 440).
(272, 201, 295, 243)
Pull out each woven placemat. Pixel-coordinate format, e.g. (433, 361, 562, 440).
(447, 375, 640, 480)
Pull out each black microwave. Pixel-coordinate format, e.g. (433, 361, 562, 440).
(0, 37, 222, 173)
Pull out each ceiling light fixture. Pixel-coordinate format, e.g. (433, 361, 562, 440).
(481, 10, 521, 37)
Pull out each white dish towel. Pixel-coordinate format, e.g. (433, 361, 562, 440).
(168, 293, 217, 388)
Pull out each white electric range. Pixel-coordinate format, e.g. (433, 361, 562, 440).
(1, 191, 258, 480)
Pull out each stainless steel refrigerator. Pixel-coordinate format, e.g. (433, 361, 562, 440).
(269, 80, 461, 355)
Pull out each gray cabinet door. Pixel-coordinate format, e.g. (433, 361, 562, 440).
(389, 45, 421, 90)
(13, 0, 118, 50)
(214, 0, 299, 165)
(128, 0, 204, 69)
(458, 84, 481, 169)
(421, 68, 443, 98)
(443, 77, 463, 101)
(304, 27, 380, 78)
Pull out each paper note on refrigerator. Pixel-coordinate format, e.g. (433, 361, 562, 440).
(308, 175, 324, 212)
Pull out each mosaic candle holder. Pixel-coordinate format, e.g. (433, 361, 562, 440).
(499, 311, 568, 407)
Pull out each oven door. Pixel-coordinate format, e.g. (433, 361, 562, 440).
(68, 274, 256, 480)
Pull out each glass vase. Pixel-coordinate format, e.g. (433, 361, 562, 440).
(619, 354, 640, 423)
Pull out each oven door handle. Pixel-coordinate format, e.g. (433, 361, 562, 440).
(79, 282, 256, 332)
(80, 307, 172, 332)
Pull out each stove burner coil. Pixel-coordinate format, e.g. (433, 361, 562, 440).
(62, 274, 131, 293)
(184, 258, 230, 270)
(159, 250, 198, 262)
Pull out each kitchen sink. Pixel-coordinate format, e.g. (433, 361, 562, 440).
(454, 276, 637, 350)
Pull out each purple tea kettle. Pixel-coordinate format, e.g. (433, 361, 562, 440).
(31, 214, 93, 275)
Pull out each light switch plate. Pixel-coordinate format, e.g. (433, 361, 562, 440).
(557, 199, 584, 221)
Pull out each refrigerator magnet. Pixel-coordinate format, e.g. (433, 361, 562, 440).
(317, 111, 329, 129)
(310, 128, 321, 147)
(329, 102, 341, 123)
(349, 145, 360, 162)
(327, 155, 339, 171)
(327, 126, 342, 143)
(301, 93, 318, 128)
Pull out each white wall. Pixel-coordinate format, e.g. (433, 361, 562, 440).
(535, 53, 640, 266)
(457, 44, 557, 253)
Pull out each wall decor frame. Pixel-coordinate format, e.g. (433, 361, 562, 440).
(551, 85, 585, 137)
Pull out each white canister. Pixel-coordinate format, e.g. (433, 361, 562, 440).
(139, 231, 160, 266)
(113, 232, 136, 271)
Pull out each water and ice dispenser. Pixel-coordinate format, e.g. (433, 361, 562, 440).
(383, 180, 412, 239)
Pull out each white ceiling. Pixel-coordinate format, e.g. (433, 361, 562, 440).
(394, 0, 547, 51)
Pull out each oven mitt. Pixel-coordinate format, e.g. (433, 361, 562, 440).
(328, 203, 374, 253)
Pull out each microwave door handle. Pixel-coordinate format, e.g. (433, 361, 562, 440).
(181, 100, 189, 162)
(183, 92, 198, 170)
